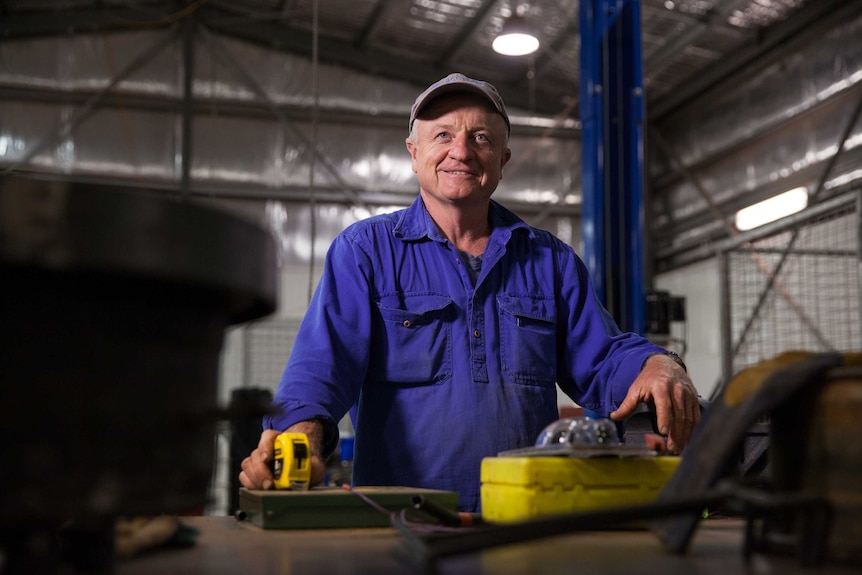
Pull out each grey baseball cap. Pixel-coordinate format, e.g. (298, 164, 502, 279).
(409, 73, 510, 135)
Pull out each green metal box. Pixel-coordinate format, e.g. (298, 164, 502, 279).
(239, 486, 460, 529)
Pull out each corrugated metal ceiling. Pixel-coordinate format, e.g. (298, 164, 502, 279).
(0, 0, 814, 118)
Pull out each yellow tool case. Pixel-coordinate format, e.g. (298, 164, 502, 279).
(480, 455, 682, 524)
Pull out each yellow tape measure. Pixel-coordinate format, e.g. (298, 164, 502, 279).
(272, 432, 312, 490)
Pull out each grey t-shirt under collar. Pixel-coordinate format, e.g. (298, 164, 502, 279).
(460, 251, 483, 283)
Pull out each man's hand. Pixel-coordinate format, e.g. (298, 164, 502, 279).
(609, 354, 700, 454)
(238, 421, 327, 490)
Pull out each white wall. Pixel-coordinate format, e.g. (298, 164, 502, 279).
(654, 257, 723, 400)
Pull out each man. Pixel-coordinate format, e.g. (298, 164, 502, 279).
(240, 73, 699, 512)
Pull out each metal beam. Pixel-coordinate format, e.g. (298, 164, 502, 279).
(199, 24, 369, 210)
(2, 170, 581, 216)
(181, 12, 195, 197)
(354, 0, 388, 49)
(0, 3, 177, 38)
(194, 5, 560, 115)
(656, 170, 862, 269)
(0, 1, 566, 115)
(435, 0, 500, 68)
(535, 19, 580, 80)
(1, 26, 179, 175)
(649, 0, 861, 119)
(643, 0, 751, 76)
(640, 0, 748, 36)
(651, 83, 862, 257)
(727, 187, 860, 359)
(650, 83, 862, 191)
(0, 84, 580, 140)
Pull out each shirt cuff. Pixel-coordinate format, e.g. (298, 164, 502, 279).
(264, 406, 341, 459)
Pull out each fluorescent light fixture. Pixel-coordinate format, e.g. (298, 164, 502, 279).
(493, 15, 539, 56)
(734, 186, 809, 231)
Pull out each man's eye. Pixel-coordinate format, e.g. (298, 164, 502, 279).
(475, 134, 489, 142)
(436, 132, 451, 140)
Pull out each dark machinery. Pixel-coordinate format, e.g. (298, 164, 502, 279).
(0, 176, 277, 572)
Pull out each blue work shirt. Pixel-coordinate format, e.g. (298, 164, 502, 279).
(265, 196, 665, 511)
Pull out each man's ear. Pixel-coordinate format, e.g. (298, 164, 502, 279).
(406, 138, 419, 173)
(500, 147, 512, 175)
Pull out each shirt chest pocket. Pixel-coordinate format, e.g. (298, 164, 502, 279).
(497, 293, 557, 386)
(372, 293, 453, 386)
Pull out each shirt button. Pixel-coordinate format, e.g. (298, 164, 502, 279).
(473, 330, 481, 338)
(403, 320, 412, 328)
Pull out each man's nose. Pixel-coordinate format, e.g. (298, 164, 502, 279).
(447, 134, 473, 160)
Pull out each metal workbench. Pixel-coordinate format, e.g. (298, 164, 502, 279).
(116, 516, 859, 575)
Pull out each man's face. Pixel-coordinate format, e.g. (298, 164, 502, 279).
(406, 93, 511, 209)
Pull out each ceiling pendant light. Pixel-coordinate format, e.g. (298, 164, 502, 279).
(493, 14, 539, 56)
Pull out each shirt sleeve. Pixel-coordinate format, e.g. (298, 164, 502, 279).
(554, 243, 666, 415)
(263, 232, 374, 458)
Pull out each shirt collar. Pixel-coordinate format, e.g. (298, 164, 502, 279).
(394, 195, 533, 242)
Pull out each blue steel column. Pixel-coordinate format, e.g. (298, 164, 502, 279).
(579, 0, 646, 334)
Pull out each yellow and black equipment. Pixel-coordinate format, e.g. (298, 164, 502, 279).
(271, 432, 312, 490)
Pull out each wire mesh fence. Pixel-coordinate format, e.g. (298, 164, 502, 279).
(720, 191, 861, 380)
(209, 316, 302, 515)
